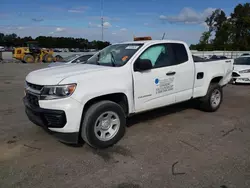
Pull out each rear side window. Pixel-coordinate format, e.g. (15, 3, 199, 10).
(170, 43, 188, 64)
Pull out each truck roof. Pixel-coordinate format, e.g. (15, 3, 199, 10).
(121, 40, 186, 45)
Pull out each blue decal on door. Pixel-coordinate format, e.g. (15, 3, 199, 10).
(155, 78, 159, 85)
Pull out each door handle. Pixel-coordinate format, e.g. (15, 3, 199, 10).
(166, 71, 176, 76)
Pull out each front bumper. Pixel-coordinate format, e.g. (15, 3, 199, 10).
(232, 71, 250, 84)
(232, 73, 250, 84)
(23, 96, 83, 144)
(232, 77, 250, 83)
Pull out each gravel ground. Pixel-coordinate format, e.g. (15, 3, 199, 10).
(0, 63, 250, 188)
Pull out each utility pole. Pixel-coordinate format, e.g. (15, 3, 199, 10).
(101, 0, 104, 41)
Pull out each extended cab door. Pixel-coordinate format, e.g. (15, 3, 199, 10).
(132, 43, 177, 112)
(170, 43, 195, 103)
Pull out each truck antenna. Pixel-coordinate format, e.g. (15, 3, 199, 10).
(162, 32, 165, 40)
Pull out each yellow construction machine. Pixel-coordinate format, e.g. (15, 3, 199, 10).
(13, 41, 57, 63)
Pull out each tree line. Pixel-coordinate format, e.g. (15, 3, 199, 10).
(0, 33, 110, 50)
(190, 3, 250, 51)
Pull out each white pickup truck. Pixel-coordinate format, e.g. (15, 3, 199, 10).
(23, 40, 233, 148)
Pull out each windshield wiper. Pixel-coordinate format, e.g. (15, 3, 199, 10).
(110, 51, 116, 67)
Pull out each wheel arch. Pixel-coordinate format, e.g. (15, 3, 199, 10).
(203, 75, 224, 95)
(79, 93, 128, 147)
(210, 76, 223, 85)
(82, 93, 129, 118)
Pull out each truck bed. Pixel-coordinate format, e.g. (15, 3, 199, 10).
(193, 59, 234, 98)
(193, 55, 228, 63)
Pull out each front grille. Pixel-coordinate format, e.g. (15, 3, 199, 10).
(26, 93, 39, 107)
(232, 72, 240, 77)
(26, 82, 43, 91)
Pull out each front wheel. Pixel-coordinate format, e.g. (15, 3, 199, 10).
(81, 101, 126, 149)
(199, 84, 223, 112)
(23, 54, 35, 63)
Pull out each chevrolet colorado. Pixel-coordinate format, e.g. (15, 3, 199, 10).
(23, 40, 233, 148)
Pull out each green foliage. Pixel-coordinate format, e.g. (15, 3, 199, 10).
(0, 34, 110, 50)
(190, 3, 250, 51)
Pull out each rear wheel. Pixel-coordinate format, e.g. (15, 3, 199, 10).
(23, 54, 35, 63)
(43, 54, 54, 63)
(81, 101, 126, 149)
(199, 84, 223, 112)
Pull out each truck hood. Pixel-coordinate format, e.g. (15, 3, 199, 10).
(26, 64, 112, 85)
(233, 65, 250, 72)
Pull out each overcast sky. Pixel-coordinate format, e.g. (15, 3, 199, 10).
(0, 0, 248, 44)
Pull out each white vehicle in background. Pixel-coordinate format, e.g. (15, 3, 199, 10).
(240, 53, 250, 57)
(232, 55, 250, 84)
(23, 38, 233, 149)
(0, 46, 5, 52)
(48, 52, 96, 67)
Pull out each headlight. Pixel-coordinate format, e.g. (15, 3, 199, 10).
(239, 69, 250, 73)
(41, 84, 76, 100)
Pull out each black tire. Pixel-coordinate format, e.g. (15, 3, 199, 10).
(199, 84, 223, 112)
(43, 54, 54, 63)
(23, 54, 34, 63)
(81, 101, 126, 149)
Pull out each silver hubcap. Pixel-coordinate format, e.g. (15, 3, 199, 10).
(210, 89, 221, 108)
(94, 111, 120, 141)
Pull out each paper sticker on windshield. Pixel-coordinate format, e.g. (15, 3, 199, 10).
(122, 56, 129, 61)
(126, 45, 140, 50)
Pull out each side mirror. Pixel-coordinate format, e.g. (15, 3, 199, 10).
(134, 59, 152, 71)
(76, 59, 80, 63)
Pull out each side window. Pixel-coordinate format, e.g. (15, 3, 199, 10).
(170, 43, 188, 65)
(138, 44, 175, 68)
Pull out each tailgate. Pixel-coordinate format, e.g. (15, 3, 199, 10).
(224, 59, 234, 74)
(221, 59, 234, 85)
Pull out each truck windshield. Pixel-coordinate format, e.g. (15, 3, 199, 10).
(234, 57, 250, 65)
(86, 43, 143, 67)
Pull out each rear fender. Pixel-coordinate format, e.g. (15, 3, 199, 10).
(203, 75, 224, 95)
(193, 74, 224, 98)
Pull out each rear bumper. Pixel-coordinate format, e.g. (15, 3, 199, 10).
(23, 97, 79, 144)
